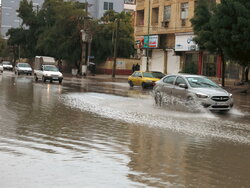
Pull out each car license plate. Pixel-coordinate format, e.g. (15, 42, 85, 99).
(216, 102, 226, 106)
(52, 77, 58, 79)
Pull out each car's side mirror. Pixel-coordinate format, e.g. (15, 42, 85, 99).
(179, 83, 188, 89)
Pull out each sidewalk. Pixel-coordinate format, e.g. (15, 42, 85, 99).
(64, 73, 250, 94)
(64, 73, 128, 82)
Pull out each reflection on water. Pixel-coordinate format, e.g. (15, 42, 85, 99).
(0, 73, 250, 187)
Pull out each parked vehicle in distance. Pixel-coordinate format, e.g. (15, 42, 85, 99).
(128, 71, 165, 88)
(153, 74, 234, 111)
(2, 61, 13, 71)
(15, 63, 32, 75)
(34, 56, 63, 84)
(0, 63, 3, 73)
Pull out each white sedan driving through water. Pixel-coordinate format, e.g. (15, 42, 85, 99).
(153, 74, 234, 111)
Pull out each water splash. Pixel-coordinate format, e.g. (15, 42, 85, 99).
(61, 92, 250, 144)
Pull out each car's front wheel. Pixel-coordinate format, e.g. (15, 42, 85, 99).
(34, 75, 38, 82)
(42, 76, 46, 83)
(186, 96, 195, 106)
(142, 82, 147, 89)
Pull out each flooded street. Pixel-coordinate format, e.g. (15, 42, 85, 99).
(0, 72, 250, 187)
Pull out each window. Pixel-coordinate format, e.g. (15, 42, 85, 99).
(109, 2, 113, 10)
(163, 76, 176, 84)
(181, 2, 188, 19)
(175, 77, 186, 86)
(132, 72, 142, 77)
(104, 2, 113, 10)
(202, 54, 216, 77)
(136, 10, 144, 26)
(163, 6, 171, 21)
(183, 53, 198, 74)
(151, 7, 159, 25)
(104, 2, 108, 10)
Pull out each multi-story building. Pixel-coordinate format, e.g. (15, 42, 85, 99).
(1, 0, 43, 38)
(124, 0, 136, 12)
(135, 0, 240, 80)
(0, 0, 124, 38)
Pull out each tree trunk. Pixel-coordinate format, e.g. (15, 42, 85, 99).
(245, 66, 249, 82)
(220, 49, 225, 87)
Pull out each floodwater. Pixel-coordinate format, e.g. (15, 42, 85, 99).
(0, 72, 250, 187)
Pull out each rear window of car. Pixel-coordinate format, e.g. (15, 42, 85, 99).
(163, 76, 176, 84)
(143, 72, 165, 78)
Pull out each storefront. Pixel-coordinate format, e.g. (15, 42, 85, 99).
(175, 32, 241, 80)
(175, 33, 199, 74)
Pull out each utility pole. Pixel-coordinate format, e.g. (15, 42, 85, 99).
(146, 0, 151, 72)
(80, 0, 89, 76)
(112, 19, 119, 78)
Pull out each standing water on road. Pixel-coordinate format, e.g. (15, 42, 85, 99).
(0, 73, 250, 187)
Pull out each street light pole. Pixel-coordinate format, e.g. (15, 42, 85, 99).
(112, 19, 119, 78)
(146, 0, 151, 72)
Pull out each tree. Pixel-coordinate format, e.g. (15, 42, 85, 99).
(192, 0, 250, 84)
(7, 0, 87, 69)
(211, 0, 250, 82)
(0, 37, 11, 58)
(91, 10, 135, 64)
(191, 0, 228, 86)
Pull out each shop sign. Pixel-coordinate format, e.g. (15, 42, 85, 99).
(135, 36, 144, 49)
(143, 35, 159, 48)
(175, 34, 198, 51)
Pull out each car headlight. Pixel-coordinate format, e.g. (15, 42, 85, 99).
(229, 93, 233, 98)
(196, 93, 209, 98)
(45, 74, 51, 77)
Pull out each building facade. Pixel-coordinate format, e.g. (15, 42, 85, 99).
(0, 0, 124, 38)
(135, 0, 240, 80)
(1, 0, 43, 38)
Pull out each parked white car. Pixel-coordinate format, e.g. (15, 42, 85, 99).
(15, 63, 32, 75)
(34, 65, 63, 84)
(0, 63, 3, 73)
(2, 61, 13, 71)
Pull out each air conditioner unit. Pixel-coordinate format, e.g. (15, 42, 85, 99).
(161, 20, 169, 28)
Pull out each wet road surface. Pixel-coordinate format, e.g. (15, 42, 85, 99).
(0, 72, 250, 187)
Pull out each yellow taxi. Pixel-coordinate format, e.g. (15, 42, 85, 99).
(128, 71, 165, 88)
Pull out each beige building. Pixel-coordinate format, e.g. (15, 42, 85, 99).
(134, 0, 241, 81)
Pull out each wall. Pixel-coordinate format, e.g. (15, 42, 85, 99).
(150, 49, 165, 72)
(97, 58, 141, 75)
(167, 49, 180, 74)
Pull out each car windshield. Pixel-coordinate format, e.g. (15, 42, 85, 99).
(18, 63, 30, 68)
(44, 65, 58, 72)
(187, 77, 219, 88)
(143, 72, 165, 78)
(3, 61, 11, 65)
